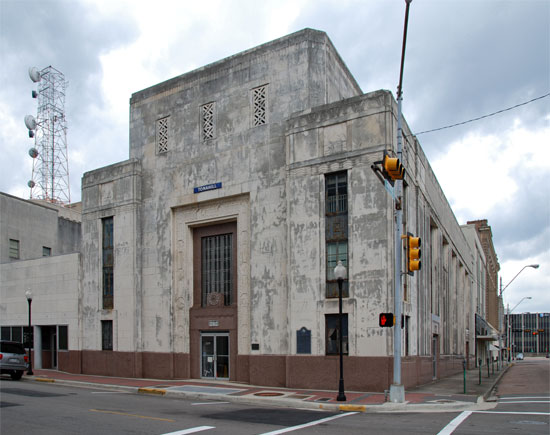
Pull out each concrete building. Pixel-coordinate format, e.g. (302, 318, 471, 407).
(0, 192, 81, 370)
(2, 29, 485, 391)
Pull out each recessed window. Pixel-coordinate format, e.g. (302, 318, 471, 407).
(9, 239, 20, 259)
(43, 246, 51, 257)
(325, 172, 348, 298)
(156, 116, 169, 153)
(102, 217, 114, 310)
(325, 314, 348, 355)
(201, 102, 215, 140)
(252, 85, 267, 126)
(202, 233, 233, 306)
(101, 320, 113, 351)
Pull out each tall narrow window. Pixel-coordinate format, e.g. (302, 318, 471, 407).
(202, 233, 233, 306)
(102, 217, 114, 309)
(252, 85, 267, 126)
(58, 325, 68, 350)
(101, 320, 113, 351)
(9, 239, 20, 259)
(325, 314, 348, 355)
(201, 102, 215, 140)
(156, 116, 169, 153)
(325, 172, 348, 298)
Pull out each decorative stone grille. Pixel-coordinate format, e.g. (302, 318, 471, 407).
(156, 116, 169, 153)
(252, 85, 267, 126)
(202, 103, 215, 140)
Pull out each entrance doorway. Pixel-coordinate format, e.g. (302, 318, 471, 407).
(201, 333, 229, 379)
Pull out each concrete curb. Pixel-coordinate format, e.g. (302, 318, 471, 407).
(26, 375, 500, 414)
(482, 363, 512, 402)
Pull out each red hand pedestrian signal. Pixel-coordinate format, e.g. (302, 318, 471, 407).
(379, 313, 394, 327)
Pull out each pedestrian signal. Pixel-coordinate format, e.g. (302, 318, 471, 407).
(379, 313, 394, 327)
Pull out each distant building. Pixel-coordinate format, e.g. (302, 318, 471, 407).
(505, 313, 550, 356)
(2, 29, 493, 390)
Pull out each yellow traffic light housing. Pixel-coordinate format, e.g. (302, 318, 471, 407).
(406, 233, 421, 275)
(383, 153, 405, 181)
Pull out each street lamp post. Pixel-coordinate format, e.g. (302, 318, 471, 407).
(507, 296, 532, 362)
(25, 290, 33, 376)
(334, 261, 347, 402)
(499, 264, 538, 364)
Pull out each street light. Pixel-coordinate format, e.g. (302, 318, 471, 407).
(25, 289, 33, 376)
(334, 260, 347, 402)
(500, 264, 539, 363)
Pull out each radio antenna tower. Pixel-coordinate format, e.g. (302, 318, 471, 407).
(24, 66, 71, 204)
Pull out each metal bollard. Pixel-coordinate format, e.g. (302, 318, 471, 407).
(478, 358, 482, 385)
(463, 359, 467, 394)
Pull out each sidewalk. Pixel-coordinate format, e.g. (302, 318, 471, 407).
(23, 363, 510, 413)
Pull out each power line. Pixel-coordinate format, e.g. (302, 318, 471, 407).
(415, 93, 550, 136)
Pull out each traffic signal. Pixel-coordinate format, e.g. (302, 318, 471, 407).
(379, 313, 394, 327)
(383, 153, 405, 181)
(406, 233, 421, 275)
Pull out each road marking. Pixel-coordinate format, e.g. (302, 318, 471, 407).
(259, 412, 359, 434)
(191, 401, 230, 406)
(498, 400, 550, 404)
(160, 428, 215, 435)
(475, 411, 550, 415)
(437, 411, 472, 435)
(89, 409, 175, 422)
(500, 396, 550, 400)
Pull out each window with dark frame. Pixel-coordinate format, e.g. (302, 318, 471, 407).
(201, 233, 233, 306)
(102, 217, 114, 309)
(58, 325, 68, 350)
(43, 246, 51, 257)
(325, 314, 348, 355)
(101, 320, 113, 351)
(9, 239, 20, 259)
(325, 172, 348, 298)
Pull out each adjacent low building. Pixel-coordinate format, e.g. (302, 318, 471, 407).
(1, 29, 498, 390)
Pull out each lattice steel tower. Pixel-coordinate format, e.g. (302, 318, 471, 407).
(25, 66, 71, 204)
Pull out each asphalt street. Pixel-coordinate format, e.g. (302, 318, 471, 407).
(0, 357, 548, 434)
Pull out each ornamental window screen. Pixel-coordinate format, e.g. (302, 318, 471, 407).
(201, 103, 215, 140)
(201, 233, 233, 306)
(156, 116, 169, 153)
(102, 217, 114, 310)
(252, 85, 267, 126)
(325, 172, 349, 298)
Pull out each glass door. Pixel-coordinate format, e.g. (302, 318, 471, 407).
(201, 333, 229, 379)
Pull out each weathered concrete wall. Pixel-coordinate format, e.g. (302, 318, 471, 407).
(1, 193, 58, 261)
(81, 159, 141, 353)
(0, 253, 80, 348)
(123, 28, 361, 356)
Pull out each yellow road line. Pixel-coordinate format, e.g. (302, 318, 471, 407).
(90, 409, 175, 422)
(35, 378, 55, 383)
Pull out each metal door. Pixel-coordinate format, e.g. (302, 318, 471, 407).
(201, 333, 229, 379)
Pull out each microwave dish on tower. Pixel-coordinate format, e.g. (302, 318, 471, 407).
(24, 66, 71, 204)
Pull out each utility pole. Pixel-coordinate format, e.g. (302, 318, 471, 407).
(390, 0, 412, 404)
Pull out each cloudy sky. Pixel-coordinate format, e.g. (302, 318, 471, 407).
(1, 0, 548, 313)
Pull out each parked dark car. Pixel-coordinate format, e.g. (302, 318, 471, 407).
(0, 341, 28, 380)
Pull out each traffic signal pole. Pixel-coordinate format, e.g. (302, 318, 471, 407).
(390, 0, 412, 404)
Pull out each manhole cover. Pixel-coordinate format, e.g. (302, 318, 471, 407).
(254, 392, 285, 397)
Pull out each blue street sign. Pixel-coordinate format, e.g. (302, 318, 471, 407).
(194, 182, 222, 194)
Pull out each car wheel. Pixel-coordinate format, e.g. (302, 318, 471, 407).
(10, 370, 23, 380)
